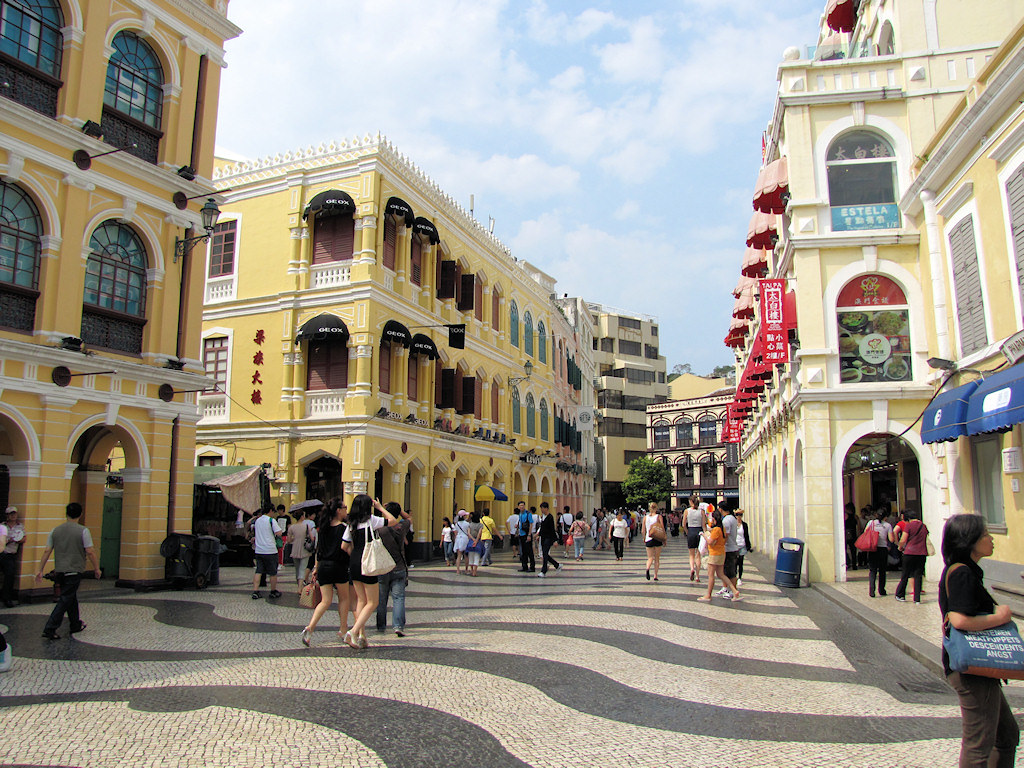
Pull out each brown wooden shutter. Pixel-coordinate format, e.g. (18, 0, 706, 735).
(410, 237, 422, 285)
(408, 355, 418, 401)
(1007, 166, 1024, 312)
(434, 358, 443, 407)
(474, 377, 483, 419)
(949, 215, 987, 356)
(307, 343, 328, 390)
(383, 217, 396, 270)
(438, 260, 456, 299)
(459, 375, 476, 414)
(458, 273, 475, 311)
(379, 341, 392, 394)
(441, 368, 456, 409)
(491, 378, 499, 423)
(312, 216, 355, 264)
(475, 279, 483, 320)
(492, 290, 500, 331)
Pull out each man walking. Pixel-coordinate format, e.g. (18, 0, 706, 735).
(35, 502, 101, 639)
(720, 503, 739, 600)
(506, 506, 520, 559)
(376, 501, 412, 637)
(250, 507, 283, 600)
(517, 501, 535, 573)
(480, 508, 501, 566)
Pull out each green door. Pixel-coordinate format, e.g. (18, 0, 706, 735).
(100, 493, 122, 578)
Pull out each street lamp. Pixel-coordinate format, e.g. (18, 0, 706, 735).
(508, 360, 533, 387)
(174, 198, 221, 262)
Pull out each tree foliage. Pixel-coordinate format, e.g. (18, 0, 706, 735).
(671, 363, 692, 376)
(710, 364, 734, 379)
(621, 456, 673, 508)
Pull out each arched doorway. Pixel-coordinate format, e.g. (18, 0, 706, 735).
(305, 456, 342, 501)
(842, 433, 921, 517)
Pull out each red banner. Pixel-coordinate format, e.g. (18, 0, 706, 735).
(723, 418, 743, 443)
(836, 274, 907, 308)
(759, 278, 789, 364)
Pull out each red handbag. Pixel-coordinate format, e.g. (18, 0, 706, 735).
(854, 525, 879, 552)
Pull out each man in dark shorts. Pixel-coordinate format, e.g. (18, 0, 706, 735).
(720, 503, 738, 599)
(250, 508, 282, 600)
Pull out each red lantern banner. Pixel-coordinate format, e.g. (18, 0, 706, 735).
(759, 278, 789, 364)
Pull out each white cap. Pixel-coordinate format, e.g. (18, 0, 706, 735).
(4, 506, 15, 515)
(457, 509, 468, 517)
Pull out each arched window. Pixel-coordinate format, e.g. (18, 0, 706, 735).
(539, 398, 549, 441)
(82, 221, 148, 353)
(653, 422, 670, 449)
(0, 0, 63, 115)
(0, 180, 42, 331)
(526, 392, 536, 438)
(827, 131, 899, 232)
(675, 418, 693, 447)
(837, 274, 911, 383)
(698, 414, 718, 446)
(511, 387, 521, 433)
(877, 21, 895, 56)
(307, 341, 348, 390)
(523, 311, 534, 356)
(103, 31, 164, 163)
(491, 285, 501, 332)
(510, 300, 519, 348)
(537, 321, 547, 364)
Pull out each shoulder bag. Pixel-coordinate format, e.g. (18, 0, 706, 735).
(854, 523, 878, 552)
(303, 526, 316, 554)
(361, 524, 396, 577)
(649, 515, 667, 543)
(943, 564, 1024, 679)
(299, 577, 321, 609)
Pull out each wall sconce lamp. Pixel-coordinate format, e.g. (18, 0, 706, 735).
(80, 120, 103, 138)
(157, 383, 215, 402)
(172, 188, 231, 211)
(176, 165, 197, 181)
(405, 413, 417, 423)
(52, 365, 117, 387)
(72, 142, 137, 170)
(508, 360, 533, 387)
(173, 198, 221, 262)
(927, 357, 957, 371)
(60, 336, 84, 352)
(375, 407, 389, 418)
(164, 358, 186, 371)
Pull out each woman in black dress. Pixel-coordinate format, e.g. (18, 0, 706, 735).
(939, 514, 1019, 767)
(301, 498, 355, 647)
(341, 495, 397, 649)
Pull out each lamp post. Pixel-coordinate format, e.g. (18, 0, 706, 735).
(174, 198, 221, 262)
(508, 360, 533, 388)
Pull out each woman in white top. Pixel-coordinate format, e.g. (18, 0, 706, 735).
(865, 508, 895, 598)
(441, 517, 454, 566)
(684, 495, 704, 582)
(609, 511, 629, 561)
(642, 502, 665, 581)
(340, 495, 396, 649)
(452, 512, 472, 575)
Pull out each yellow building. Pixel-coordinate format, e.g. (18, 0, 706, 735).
(729, 0, 1024, 583)
(901, 18, 1024, 584)
(198, 137, 595, 555)
(0, 0, 241, 588)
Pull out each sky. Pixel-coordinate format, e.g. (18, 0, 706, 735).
(215, 0, 826, 376)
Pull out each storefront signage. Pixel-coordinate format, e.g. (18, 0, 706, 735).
(1001, 330, 1024, 365)
(837, 275, 911, 383)
(759, 278, 789, 364)
(520, 452, 541, 465)
(831, 203, 901, 232)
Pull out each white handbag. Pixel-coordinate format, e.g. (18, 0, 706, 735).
(361, 524, 396, 577)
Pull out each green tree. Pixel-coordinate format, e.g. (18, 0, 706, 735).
(709, 364, 734, 379)
(621, 456, 673, 508)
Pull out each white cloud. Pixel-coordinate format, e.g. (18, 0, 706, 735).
(596, 17, 667, 83)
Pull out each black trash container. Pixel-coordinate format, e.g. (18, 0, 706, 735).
(194, 536, 222, 588)
(774, 537, 804, 588)
(160, 533, 197, 585)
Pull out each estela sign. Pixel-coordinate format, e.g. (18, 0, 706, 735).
(1002, 330, 1024, 365)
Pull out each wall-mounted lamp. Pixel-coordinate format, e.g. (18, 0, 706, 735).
(60, 336, 84, 352)
(508, 360, 533, 387)
(173, 198, 221, 262)
(157, 383, 214, 402)
(405, 413, 417, 423)
(52, 365, 117, 387)
(72, 142, 137, 170)
(927, 357, 957, 371)
(164, 358, 186, 371)
(375, 407, 389, 418)
(80, 120, 103, 139)
(176, 165, 197, 181)
(172, 188, 231, 211)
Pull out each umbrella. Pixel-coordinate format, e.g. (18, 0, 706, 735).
(289, 499, 324, 514)
(474, 485, 508, 502)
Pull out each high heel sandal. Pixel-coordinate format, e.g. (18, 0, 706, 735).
(343, 631, 360, 650)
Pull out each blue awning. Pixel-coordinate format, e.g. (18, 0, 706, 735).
(921, 380, 980, 443)
(966, 365, 1024, 435)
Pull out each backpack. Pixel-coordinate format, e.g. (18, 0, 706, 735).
(519, 513, 531, 535)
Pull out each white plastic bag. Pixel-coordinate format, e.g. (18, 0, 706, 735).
(361, 524, 395, 577)
(698, 534, 709, 557)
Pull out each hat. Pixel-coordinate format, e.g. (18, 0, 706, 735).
(457, 509, 468, 518)
(4, 506, 15, 515)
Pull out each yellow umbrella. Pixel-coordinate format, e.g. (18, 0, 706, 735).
(474, 484, 508, 502)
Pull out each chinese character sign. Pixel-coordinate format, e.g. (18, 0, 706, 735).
(251, 329, 265, 405)
(759, 278, 789, 364)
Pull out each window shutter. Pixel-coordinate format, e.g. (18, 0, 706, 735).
(458, 273, 475, 311)
(408, 355, 418, 401)
(474, 377, 483, 419)
(434, 359, 443, 407)
(441, 368, 456, 409)
(474, 279, 483, 320)
(379, 341, 392, 394)
(410, 237, 422, 285)
(438, 260, 456, 299)
(312, 216, 354, 264)
(459, 375, 476, 414)
(492, 291, 500, 331)
(949, 215, 987, 356)
(383, 217, 396, 270)
(491, 379, 499, 423)
(1006, 167, 1024, 312)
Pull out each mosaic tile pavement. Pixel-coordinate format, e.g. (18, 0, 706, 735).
(1, 537, 1022, 768)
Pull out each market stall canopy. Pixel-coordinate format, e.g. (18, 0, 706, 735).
(201, 465, 261, 514)
(826, 0, 858, 33)
(921, 380, 980, 444)
(296, 313, 349, 343)
(382, 319, 412, 347)
(385, 196, 415, 226)
(752, 157, 790, 214)
(475, 484, 508, 502)
(741, 247, 770, 278)
(966, 365, 1024, 435)
(410, 333, 439, 359)
(746, 211, 778, 250)
(302, 189, 356, 220)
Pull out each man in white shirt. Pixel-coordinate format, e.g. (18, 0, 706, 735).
(506, 509, 520, 559)
(560, 506, 575, 557)
(250, 508, 283, 600)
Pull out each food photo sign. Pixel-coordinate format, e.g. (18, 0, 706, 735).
(836, 275, 911, 383)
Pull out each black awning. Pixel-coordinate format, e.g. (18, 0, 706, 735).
(385, 196, 415, 226)
(413, 216, 440, 244)
(381, 319, 412, 347)
(302, 189, 356, 220)
(410, 333, 439, 359)
(296, 313, 349, 343)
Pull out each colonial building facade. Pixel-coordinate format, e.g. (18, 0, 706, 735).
(198, 137, 595, 554)
(727, 0, 1024, 583)
(0, 0, 240, 587)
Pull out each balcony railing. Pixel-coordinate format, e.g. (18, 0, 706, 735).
(305, 390, 347, 418)
(0, 285, 37, 332)
(205, 275, 236, 304)
(81, 308, 144, 355)
(101, 108, 161, 165)
(0, 54, 60, 117)
(198, 394, 228, 423)
(311, 263, 351, 289)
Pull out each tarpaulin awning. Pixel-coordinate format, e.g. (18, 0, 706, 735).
(296, 313, 349, 343)
(741, 247, 770, 278)
(746, 211, 778, 250)
(733, 285, 755, 319)
(303, 189, 356, 220)
(382, 319, 412, 347)
(733, 275, 756, 298)
(410, 333, 439, 359)
(815, 33, 847, 61)
(385, 196, 415, 226)
(826, 0, 858, 33)
(202, 466, 262, 514)
(413, 216, 440, 244)
(752, 157, 789, 214)
(921, 380, 980, 444)
(475, 484, 508, 502)
(966, 365, 1024, 435)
